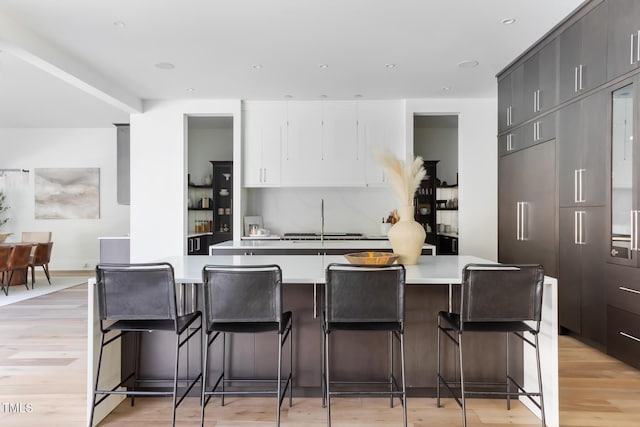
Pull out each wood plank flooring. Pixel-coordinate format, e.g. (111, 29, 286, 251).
(1, 281, 639, 426)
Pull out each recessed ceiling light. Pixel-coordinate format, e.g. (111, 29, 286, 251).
(457, 60, 479, 69)
(501, 18, 516, 25)
(320, 94, 328, 99)
(186, 88, 195, 92)
(441, 86, 451, 92)
(385, 63, 396, 68)
(113, 21, 126, 28)
(155, 62, 175, 70)
(284, 94, 293, 99)
(354, 94, 363, 99)
(319, 64, 329, 69)
(252, 64, 263, 69)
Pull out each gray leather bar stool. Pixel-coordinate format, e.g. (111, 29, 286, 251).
(323, 263, 407, 427)
(201, 264, 293, 427)
(91, 263, 202, 427)
(436, 263, 546, 427)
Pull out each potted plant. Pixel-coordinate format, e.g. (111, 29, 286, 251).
(0, 191, 10, 243)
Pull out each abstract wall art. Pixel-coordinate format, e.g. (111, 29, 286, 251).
(35, 168, 100, 219)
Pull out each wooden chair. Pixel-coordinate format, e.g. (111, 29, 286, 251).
(0, 245, 32, 296)
(0, 246, 12, 294)
(28, 242, 53, 288)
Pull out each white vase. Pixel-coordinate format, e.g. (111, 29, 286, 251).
(388, 205, 426, 265)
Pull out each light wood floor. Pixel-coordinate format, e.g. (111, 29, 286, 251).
(1, 282, 640, 426)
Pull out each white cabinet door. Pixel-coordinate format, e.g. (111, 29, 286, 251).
(359, 101, 405, 186)
(243, 102, 284, 187)
(282, 102, 323, 185)
(321, 101, 364, 186)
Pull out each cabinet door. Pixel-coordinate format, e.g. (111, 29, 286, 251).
(580, 206, 606, 345)
(607, 0, 640, 81)
(282, 102, 322, 185)
(243, 103, 284, 187)
(321, 102, 364, 186)
(498, 65, 524, 131)
(524, 40, 558, 118)
(558, 207, 582, 333)
(360, 101, 404, 186)
(498, 140, 557, 277)
(559, 4, 608, 103)
(558, 91, 607, 207)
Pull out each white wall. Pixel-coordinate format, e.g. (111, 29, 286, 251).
(129, 99, 241, 262)
(406, 98, 498, 260)
(0, 128, 130, 269)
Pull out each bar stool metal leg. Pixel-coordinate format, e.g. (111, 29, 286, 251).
(506, 332, 511, 410)
(400, 332, 407, 427)
(459, 332, 467, 427)
(389, 331, 394, 408)
(277, 330, 282, 426)
(436, 315, 442, 408)
(325, 330, 331, 427)
(535, 334, 546, 427)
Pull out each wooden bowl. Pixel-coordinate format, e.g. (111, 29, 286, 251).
(344, 251, 399, 265)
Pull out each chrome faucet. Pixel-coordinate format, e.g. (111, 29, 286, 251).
(321, 198, 325, 243)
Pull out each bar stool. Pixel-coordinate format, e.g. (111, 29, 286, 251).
(323, 263, 407, 427)
(201, 264, 293, 427)
(436, 263, 546, 427)
(90, 263, 202, 427)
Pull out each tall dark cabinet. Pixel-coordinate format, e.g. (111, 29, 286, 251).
(414, 161, 437, 246)
(497, 0, 640, 359)
(211, 161, 233, 244)
(498, 140, 557, 277)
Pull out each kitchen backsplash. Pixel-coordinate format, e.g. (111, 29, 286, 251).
(243, 187, 398, 236)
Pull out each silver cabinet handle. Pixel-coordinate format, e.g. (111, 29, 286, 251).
(537, 89, 541, 111)
(516, 202, 521, 240)
(630, 211, 640, 251)
(637, 30, 640, 62)
(631, 33, 636, 65)
(574, 67, 579, 92)
(619, 286, 640, 295)
(533, 90, 538, 113)
(575, 210, 586, 245)
(620, 331, 640, 343)
(574, 169, 586, 203)
(263, 167, 267, 183)
(578, 64, 584, 90)
(313, 283, 317, 319)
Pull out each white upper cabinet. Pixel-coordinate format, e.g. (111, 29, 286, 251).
(359, 101, 405, 186)
(243, 100, 404, 187)
(243, 102, 284, 187)
(281, 101, 323, 185)
(319, 101, 364, 186)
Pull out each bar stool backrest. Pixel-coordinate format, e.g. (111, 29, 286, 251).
(460, 264, 544, 329)
(202, 265, 282, 325)
(325, 263, 406, 325)
(95, 263, 177, 322)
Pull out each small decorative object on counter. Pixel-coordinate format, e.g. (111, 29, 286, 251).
(374, 147, 426, 265)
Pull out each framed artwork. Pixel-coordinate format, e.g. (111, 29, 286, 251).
(35, 168, 100, 219)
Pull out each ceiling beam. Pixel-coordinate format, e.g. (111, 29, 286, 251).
(0, 8, 142, 114)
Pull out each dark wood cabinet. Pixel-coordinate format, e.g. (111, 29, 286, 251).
(558, 90, 608, 207)
(414, 161, 438, 245)
(498, 64, 524, 132)
(437, 235, 458, 255)
(187, 234, 211, 255)
(607, 0, 640, 81)
(211, 161, 233, 244)
(523, 39, 558, 120)
(559, 2, 608, 104)
(498, 112, 556, 156)
(498, 140, 557, 277)
(558, 207, 606, 345)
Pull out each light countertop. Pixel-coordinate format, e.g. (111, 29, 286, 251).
(211, 239, 436, 251)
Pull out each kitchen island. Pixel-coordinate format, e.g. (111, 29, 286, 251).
(209, 239, 436, 255)
(87, 255, 557, 426)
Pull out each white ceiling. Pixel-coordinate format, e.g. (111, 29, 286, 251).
(0, 0, 585, 128)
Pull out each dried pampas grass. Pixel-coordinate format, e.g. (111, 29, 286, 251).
(373, 147, 426, 206)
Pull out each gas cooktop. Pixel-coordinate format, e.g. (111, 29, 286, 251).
(282, 232, 364, 240)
